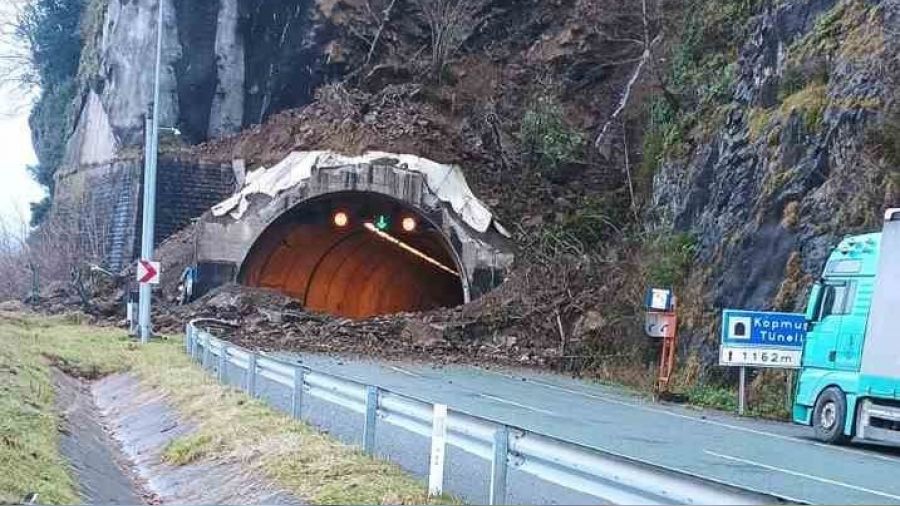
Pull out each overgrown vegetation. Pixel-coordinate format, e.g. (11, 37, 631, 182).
(641, 0, 760, 178)
(642, 232, 697, 288)
(0, 311, 450, 505)
(9, 0, 87, 225)
(416, 0, 478, 81)
(0, 313, 83, 504)
(790, 0, 883, 64)
(684, 371, 793, 421)
(519, 93, 586, 174)
(780, 81, 828, 131)
(639, 98, 683, 189)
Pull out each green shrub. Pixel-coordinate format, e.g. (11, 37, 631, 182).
(640, 99, 680, 183)
(644, 232, 698, 288)
(29, 198, 52, 227)
(15, 0, 84, 88)
(519, 95, 585, 173)
(779, 82, 828, 132)
(686, 384, 738, 411)
(560, 195, 631, 250)
(868, 106, 900, 170)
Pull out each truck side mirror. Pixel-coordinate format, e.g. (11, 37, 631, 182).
(806, 283, 823, 322)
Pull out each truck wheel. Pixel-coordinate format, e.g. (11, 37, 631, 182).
(813, 387, 849, 444)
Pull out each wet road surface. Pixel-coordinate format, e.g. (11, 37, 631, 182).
(266, 352, 900, 504)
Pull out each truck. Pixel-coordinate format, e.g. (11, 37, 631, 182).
(793, 208, 900, 444)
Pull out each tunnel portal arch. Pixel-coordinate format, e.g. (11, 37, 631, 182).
(238, 192, 468, 318)
(193, 151, 514, 319)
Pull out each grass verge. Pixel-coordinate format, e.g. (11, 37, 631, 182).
(0, 310, 452, 505)
(684, 382, 791, 420)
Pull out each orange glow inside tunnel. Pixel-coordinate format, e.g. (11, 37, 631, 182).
(239, 193, 465, 319)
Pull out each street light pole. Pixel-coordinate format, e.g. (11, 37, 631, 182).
(138, 0, 165, 343)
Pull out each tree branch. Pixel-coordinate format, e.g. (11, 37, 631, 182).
(364, 0, 398, 67)
(595, 0, 661, 148)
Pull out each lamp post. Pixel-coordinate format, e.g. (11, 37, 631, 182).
(138, 0, 165, 343)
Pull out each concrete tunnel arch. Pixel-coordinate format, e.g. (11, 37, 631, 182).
(238, 191, 469, 319)
(193, 151, 515, 319)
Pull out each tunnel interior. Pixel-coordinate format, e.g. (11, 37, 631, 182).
(240, 192, 465, 319)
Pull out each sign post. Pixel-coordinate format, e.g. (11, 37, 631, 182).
(719, 310, 807, 415)
(137, 0, 165, 344)
(645, 288, 678, 395)
(429, 404, 448, 497)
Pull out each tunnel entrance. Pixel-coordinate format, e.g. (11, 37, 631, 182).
(239, 192, 466, 319)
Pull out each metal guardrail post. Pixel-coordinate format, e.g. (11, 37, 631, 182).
(218, 344, 228, 383)
(191, 332, 200, 361)
(363, 385, 379, 454)
(292, 368, 306, 419)
(202, 336, 211, 369)
(489, 426, 510, 505)
(248, 352, 258, 397)
(185, 324, 192, 354)
(429, 404, 449, 497)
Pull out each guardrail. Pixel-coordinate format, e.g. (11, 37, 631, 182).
(184, 322, 785, 505)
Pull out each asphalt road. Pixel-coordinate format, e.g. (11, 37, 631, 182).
(258, 351, 900, 505)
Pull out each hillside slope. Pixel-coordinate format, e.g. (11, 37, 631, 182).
(25, 0, 900, 392)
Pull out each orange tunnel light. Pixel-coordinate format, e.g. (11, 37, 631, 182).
(333, 210, 350, 228)
(401, 216, 417, 233)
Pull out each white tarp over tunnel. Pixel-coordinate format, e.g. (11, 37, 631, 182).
(212, 151, 507, 235)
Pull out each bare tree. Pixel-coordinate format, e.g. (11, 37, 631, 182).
(416, 0, 478, 80)
(0, 212, 33, 300)
(345, 0, 401, 69)
(0, 190, 114, 309)
(0, 0, 39, 113)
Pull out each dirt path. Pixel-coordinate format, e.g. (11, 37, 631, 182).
(54, 371, 147, 505)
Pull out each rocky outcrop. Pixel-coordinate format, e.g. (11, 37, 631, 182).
(651, 0, 899, 360)
(65, 0, 339, 164)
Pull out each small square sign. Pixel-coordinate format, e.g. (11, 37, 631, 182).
(646, 288, 673, 312)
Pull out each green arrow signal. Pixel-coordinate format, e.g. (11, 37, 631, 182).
(375, 214, 390, 231)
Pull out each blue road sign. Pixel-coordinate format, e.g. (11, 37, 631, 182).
(720, 310, 807, 368)
(721, 310, 807, 349)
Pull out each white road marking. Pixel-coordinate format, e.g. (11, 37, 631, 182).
(388, 365, 421, 378)
(704, 450, 900, 501)
(484, 370, 900, 464)
(479, 393, 557, 416)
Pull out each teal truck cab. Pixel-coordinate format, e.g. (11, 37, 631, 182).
(794, 209, 900, 444)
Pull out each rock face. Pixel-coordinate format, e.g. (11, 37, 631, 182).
(651, 0, 899, 359)
(54, 0, 340, 270)
(66, 0, 337, 163)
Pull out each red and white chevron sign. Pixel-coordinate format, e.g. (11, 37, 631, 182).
(137, 259, 161, 285)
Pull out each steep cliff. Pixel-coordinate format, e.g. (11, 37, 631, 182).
(50, 0, 653, 269)
(65, 0, 341, 163)
(651, 0, 900, 367)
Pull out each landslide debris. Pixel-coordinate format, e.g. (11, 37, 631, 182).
(168, 234, 648, 376)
